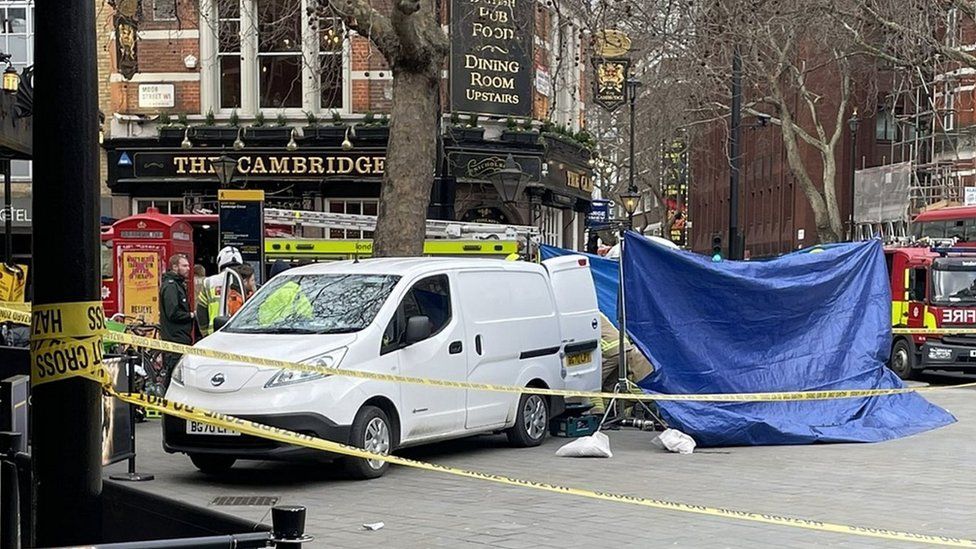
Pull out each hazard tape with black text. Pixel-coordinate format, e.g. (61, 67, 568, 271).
(6, 303, 976, 402)
(9, 302, 976, 546)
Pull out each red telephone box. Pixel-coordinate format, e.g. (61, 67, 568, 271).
(110, 208, 194, 324)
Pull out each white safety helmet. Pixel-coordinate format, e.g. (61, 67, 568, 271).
(216, 246, 243, 270)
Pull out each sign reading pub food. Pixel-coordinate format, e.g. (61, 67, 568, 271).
(451, 0, 534, 117)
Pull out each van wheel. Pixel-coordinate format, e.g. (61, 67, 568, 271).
(189, 454, 235, 475)
(507, 393, 549, 448)
(343, 406, 393, 480)
(890, 340, 917, 380)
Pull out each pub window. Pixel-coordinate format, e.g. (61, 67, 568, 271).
(134, 199, 185, 215)
(257, 0, 302, 109)
(217, 0, 242, 109)
(540, 206, 560, 247)
(209, 0, 347, 113)
(327, 199, 377, 239)
(319, 18, 343, 109)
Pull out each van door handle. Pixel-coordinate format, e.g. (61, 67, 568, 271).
(475, 335, 483, 355)
(449, 341, 463, 354)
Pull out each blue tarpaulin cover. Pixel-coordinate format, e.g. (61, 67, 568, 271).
(622, 232, 955, 446)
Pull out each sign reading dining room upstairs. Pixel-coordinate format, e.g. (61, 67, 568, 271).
(450, 0, 534, 117)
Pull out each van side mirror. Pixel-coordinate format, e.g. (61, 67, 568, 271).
(404, 315, 431, 345)
(213, 316, 230, 332)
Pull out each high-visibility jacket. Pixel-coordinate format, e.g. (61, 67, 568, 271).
(196, 270, 232, 336)
(257, 281, 313, 326)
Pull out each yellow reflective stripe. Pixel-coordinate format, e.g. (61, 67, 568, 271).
(601, 339, 619, 351)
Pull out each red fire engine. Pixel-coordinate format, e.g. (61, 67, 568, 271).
(887, 245, 976, 379)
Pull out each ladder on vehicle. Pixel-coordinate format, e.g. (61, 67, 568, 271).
(263, 208, 540, 240)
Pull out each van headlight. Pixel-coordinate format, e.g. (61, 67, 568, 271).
(171, 358, 185, 386)
(264, 347, 347, 388)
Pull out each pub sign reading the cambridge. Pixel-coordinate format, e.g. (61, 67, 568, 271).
(594, 58, 629, 112)
(451, 0, 534, 117)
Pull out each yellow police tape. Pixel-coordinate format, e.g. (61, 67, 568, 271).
(4, 304, 976, 402)
(26, 301, 107, 387)
(4, 304, 976, 545)
(104, 330, 976, 403)
(109, 389, 976, 547)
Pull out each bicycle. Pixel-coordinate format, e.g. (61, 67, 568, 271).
(109, 314, 168, 398)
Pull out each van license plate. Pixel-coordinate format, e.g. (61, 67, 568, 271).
(186, 421, 240, 436)
(566, 352, 592, 367)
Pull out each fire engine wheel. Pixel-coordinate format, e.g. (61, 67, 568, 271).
(890, 340, 917, 380)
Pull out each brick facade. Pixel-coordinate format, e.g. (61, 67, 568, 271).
(105, 0, 583, 128)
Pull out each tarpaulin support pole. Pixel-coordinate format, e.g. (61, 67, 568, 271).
(31, 0, 104, 544)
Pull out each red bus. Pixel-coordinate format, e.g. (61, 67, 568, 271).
(910, 205, 976, 244)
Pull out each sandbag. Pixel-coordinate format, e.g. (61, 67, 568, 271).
(652, 429, 696, 454)
(555, 432, 612, 458)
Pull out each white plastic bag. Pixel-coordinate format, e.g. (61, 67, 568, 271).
(555, 432, 613, 458)
(653, 429, 696, 454)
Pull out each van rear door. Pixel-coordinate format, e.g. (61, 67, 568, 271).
(543, 256, 601, 392)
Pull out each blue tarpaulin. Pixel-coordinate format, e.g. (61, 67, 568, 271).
(540, 245, 620, 328)
(622, 232, 955, 446)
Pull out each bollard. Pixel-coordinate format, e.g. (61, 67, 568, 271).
(270, 506, 313, 549)
(0, 432, 23, 549)
(110, 356, 154, 482)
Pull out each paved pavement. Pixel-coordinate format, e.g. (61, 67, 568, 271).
(106, 387, 976, 548)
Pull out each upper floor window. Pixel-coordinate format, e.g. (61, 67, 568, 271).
(875, 108, 896, 142)
(210, 0, 344, 113)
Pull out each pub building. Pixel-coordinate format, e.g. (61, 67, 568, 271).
(101, 0, 595, 252)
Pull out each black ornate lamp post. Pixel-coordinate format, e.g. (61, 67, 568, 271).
(848, 110, 860, 241)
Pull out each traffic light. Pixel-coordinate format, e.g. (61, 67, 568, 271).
(711, 234, 723, 262)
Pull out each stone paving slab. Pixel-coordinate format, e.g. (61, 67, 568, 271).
(106, 388, 976, 548)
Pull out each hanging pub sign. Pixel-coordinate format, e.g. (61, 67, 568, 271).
(450, 0, 534, 117)
(114, 0, 141, 80)
(594, 58, 629, 112)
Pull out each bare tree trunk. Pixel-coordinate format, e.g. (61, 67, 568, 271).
(325, 0, 447, 257)
(373, 69, 440, 257)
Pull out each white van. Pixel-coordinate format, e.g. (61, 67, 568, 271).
(163, 256, 601, 478)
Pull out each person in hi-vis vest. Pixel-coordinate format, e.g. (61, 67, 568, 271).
(196, 246, 243, 337)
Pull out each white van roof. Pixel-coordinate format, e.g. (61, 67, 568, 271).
(285, 257, 547, 278)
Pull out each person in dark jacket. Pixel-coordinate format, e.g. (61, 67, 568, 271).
(159, 254, 194, 388)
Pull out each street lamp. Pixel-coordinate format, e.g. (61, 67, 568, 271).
(2, 65, 19, 94)
(848, 109, 860, 241)
(490, 154, 528, 204)
(210, 155, 238, 187)
(619, 188, 640, 227)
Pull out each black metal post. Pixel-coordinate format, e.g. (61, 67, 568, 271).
(1, 431, 22, 549)
(728, 47, 743, 260)
(629, 83, 637, 194)
(32, 0, 104, 544)
(849, 120, 858, 241)
(110, 355, 154, 482)
(3, 158, 10, 265)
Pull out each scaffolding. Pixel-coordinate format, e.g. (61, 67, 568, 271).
(861, 57, 976, 240)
